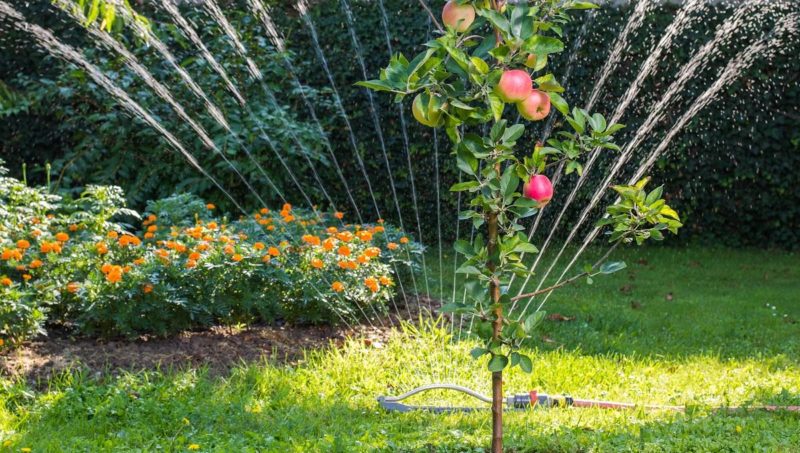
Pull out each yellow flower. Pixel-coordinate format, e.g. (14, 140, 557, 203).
(188, 444, 201, 451)
(21, 448, 32, 453)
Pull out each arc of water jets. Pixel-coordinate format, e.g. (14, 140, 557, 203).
(508, 0, 712, 317)
(156, 0, 321, 213)
(339, 0, 432, 304)
(533, 11, 800, 316)
(53, 0, 274, 212)
(4, 1, 382, 328)
(295, 0, 430, 314)
(0, 1, 247, 216)
(199, 0, 343, 216)
(516, 2, 789, 321)
(246, 0, 364, 223)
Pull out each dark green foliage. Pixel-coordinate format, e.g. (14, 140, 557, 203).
(1, 0, 798, 248)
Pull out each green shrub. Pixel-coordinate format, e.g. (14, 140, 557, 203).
(0, 162, 421, 346)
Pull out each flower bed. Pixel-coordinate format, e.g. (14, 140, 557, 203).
(0, 165, 421, 346)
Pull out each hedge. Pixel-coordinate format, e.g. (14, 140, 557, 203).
(1, 0, 798, 249)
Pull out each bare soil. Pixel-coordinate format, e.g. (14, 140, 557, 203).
(0, 294, 443, 385)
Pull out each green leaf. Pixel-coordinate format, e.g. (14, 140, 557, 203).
(525, 311, 546, 331)
(523, 35, 565, 56)
(567, 1, 600, 9)
(471, 347, 489, 359)
(456, 264, 483, 275)
(599, 261, 627, 274)
(502, 124, 525, 143)
(477, 9, 510, 34)
(548, 92, 569, 116)
(450, 181, 480, 192)
(518, 354, 533, 373)
(488, 354, 509, 372)
(488, 93, 505, 122)
(454, 239, 474, 257)
(354, 80, 397, 93)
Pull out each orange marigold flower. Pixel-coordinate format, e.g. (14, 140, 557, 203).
(101, 263, 113, 274)
(400, 237, 409, 244)
(107, 231, 119, 239)
(29, 259, 43, 269)
(331, 281, 345, 292)
(1, 249, 19, 261)
(387, 242, 399, 251)
(133, 258, 146, 265)
(379, 276, 393, 286)
(337, 245, 351, 257)
(364, 277, 379, 293)
(96, 242, 109, 255)
(267, 225, 275, 231)
(365, 247, 381, 258)
(260, 208, 270, 215)
(148, 214, 157, 222)
(232, 254, 244, 262)
(16, 239, 31, 249)
(143, 283, 154, 294)
(282, 203, 292, 212)
(337, 231, 353, 242)
(147, 225, 158, 233)
(186, 260, 197, 269)
(1, 277, 12, 287)
(55, 232, 70, 242)
(357, 254, 369, 264)
(105, 266, 123, 283)
(144, 232, 155, 240)
(207, 222, 218, 230)
(223, 245, 235, 255)
(189, 252, 201, 261)
(31, 229, 43, 237)
(196, 243, 210, 252)
(334, 211, 344, 220)
(206, 203, 216, 210)
(280, 240, 289, 248)
(283, 215, 295, 223)
(261, 254, 272, 263)
(326, 226, 338, 234)
(69, 224, 79, 232)
(302, 235, 321, 246)
(322, 238, 337, 252)
(66, 282, 81, 293)
(374, 226, 385, 233)
(377, 218, 385, 224)
(268, 247, 280, 257)
(310, 258, 324, 269)
(253, 242, 265, 251)
(22, 274, 32, 281)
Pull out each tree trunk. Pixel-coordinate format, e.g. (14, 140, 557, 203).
(488, 200, 503, 452)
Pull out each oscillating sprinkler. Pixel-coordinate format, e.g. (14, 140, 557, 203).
(378, 383, 800, 413)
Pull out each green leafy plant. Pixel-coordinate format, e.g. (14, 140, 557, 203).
(0, 163, 421, 345)
(360, 1, 681, 449)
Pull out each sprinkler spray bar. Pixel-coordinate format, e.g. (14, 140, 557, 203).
(378, 384, 800, 413)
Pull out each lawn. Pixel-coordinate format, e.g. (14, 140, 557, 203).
(1, 245, 799, 452)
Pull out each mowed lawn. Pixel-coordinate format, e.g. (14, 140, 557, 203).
(1, 246, 799, 452)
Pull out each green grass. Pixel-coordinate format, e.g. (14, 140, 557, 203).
(1, 246, 799, 452)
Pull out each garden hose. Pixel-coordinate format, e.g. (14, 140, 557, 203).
(378, 384, 800, 413)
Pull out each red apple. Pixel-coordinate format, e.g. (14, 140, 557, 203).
(442, 1, 475, 33)
(517, 89, 551, 121)
(523, 174, 553, 205)
(496, 69, 532, 103)
(412, 93, 445, 127)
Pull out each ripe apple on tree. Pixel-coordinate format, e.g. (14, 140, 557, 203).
(517, 90, 551, 121)
(442, 0, 475, 32)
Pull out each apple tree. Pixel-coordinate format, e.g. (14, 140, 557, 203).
(359, 1, 681, 450)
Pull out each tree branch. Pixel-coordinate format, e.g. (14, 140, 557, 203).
(510, 242, 620, 302)
(418, 0, 444, 33)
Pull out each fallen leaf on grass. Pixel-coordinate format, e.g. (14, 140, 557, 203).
(547, 313, 575, 322)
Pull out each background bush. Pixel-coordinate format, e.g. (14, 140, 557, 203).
(1, 0, 798, 249)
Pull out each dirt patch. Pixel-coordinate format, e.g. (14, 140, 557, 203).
(1, 294, 444, 385)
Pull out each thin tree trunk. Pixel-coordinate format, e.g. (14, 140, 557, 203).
(488, 169, 503, 453)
